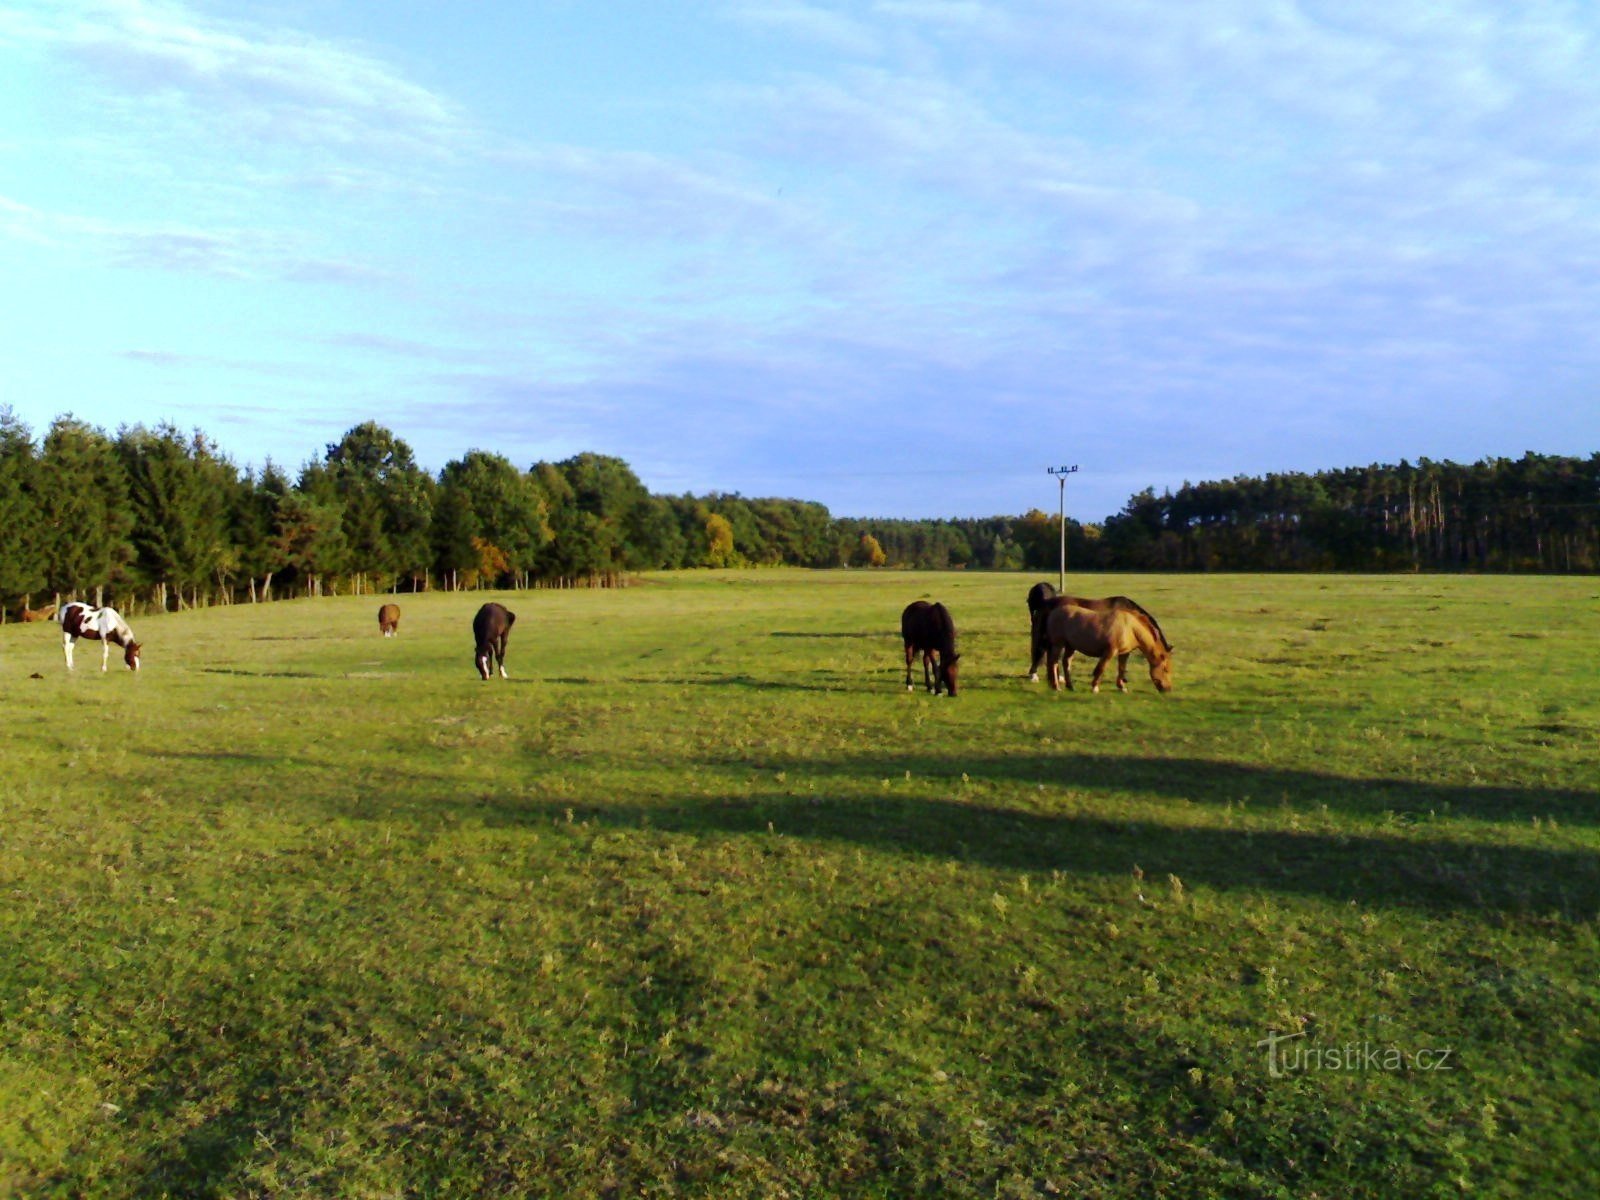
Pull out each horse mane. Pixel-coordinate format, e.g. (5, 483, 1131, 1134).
(1121, 606, 1170, 656)
(1107, 596, 1172, 651)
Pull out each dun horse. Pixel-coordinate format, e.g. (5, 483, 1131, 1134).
(472, 602, 515, 680)
(1043, 603, 1172, 694)
(57, 601, 142, 672)
(901, 600, 960, 696)
(1027, 590, 1171, 682)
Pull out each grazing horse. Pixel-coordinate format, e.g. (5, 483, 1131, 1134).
(1043, 603, 1172, 694)
(57, 601, 142, 672)
(472, 602, 516, 680)
(901, 600, 960, 696)
(1027, 592, 1171, 681)
(377, 603, 401, 637)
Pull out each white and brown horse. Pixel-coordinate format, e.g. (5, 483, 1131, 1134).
(1043, 603, 1171, 694)
(58, 601, 142, 672)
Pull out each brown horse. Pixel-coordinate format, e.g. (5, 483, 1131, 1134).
(377, 603, 401, 637)
(901, 600, 960, 696)
(1043, 603, 1173, 694)
(1027, 592, 1171, 681)
(472, 602, 515, 680)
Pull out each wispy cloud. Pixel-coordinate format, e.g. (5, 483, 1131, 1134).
(723, 2, 880, 56)
(0, 191, 392, 283)
(4, 0, 466, 153)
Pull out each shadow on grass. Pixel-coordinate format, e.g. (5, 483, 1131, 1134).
(540, 673, 853, 693)
(537, 792, 1600, 917)
(768, 631, 889, 639)
(199, 667, 321, 679)
(796, 751, 1600, 828)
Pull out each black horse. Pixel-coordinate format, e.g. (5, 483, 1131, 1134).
(1026, 581, 1057, 622)
(472, 602, 516, 680)
(1027, 591, 1171, 681)
(901, 600, 960, 696)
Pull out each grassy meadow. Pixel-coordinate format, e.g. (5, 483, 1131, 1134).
(2, 569, 1598, 1198)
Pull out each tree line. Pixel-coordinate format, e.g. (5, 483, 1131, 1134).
(1, 409, 1594, 617)
(1095, 453, 1600, 573)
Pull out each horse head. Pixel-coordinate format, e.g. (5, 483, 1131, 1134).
(123, 641, 142, 671)
(1147, 646, 1172, 693)
(941, 651, 961, 697)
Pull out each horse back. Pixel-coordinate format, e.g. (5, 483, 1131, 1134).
(901, 600, 955, 654)
(473, 602, 515, 644)
(59, 602, 100, 641)
(1045, 602, 1123, 656)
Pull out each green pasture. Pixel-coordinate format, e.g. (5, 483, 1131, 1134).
(2, 570, 1597, 1198)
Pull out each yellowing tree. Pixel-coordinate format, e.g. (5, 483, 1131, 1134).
(851, 532, 887, 567)
(705, 512, 736, 567)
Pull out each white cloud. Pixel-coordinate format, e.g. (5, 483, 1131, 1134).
(4, 0, 466, 154)
(723, 2, 880, 56)
(0, 190, 391, 283)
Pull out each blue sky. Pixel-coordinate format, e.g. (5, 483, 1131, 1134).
(2, 0, 1597, 519)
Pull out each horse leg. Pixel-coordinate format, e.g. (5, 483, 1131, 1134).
(102, 639, 112, 672)
(1116, 653, 1130, 692)
(904, 642, 915, 691)
(1028, 616, 1044, 682)
(497, 634, 509, 679)
(1091, 654, 1112, 694)
(63, 632, 74, 671)
(923, 649, 936, 694)
(1046, 644, 1060, 691)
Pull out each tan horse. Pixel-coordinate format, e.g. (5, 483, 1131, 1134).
(1027, 593, 1171, 681)
(1044, 603, 1173, 694)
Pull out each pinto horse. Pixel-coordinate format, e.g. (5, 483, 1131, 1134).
(1027, 592, 1171, 681)
(1043, 603, 1172, 694)
(58, 601, 142, 672)
(472, 602, 515, 680)
(901, 600, 960, 696)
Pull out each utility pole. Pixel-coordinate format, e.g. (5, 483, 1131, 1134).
(1047, 465, 1079, 591)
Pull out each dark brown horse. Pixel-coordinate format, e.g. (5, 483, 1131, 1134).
(1044, 603, 1173, 694)
(901, 601, 960, 696)
(472, 602, 516, 680)
(1027, 592, 1171, 681)
(1026, 581, 1057, 623)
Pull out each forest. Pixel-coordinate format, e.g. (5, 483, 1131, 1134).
(0, 408, 1595, 616)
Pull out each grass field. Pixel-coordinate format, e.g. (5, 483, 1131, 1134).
(2, 570, 1597, 1198)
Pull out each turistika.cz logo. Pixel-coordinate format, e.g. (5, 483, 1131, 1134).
(1256, 1029, 1456, 1078)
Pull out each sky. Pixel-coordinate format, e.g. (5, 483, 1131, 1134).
(2, 0, 1598, 521)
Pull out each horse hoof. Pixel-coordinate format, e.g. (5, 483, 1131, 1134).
(1027, 673, 1038, 683)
